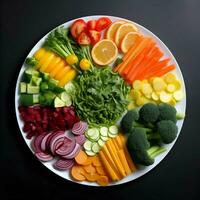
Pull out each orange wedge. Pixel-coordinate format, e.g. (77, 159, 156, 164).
(105, 20, 125, 41)
(120, 32, 140, 53)
(114, 22, 138, 47)
(91, 39, 118, 66)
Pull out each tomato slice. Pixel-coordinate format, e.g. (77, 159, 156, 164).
(95, 17, 112, 31)
(87, 20, 97, 30)
(77, 32, 91, 45)
(88, 30, 101, 45)
(70, 19, 87, 39)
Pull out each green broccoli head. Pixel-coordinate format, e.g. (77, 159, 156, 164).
(121, 109, 140, 134)
(157, 120, 178, 144)
(158, 103, 177, 123)
(139, 103, 160, 123)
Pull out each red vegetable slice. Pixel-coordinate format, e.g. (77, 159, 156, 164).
(55, 136, 76, 156)
(77, 32, 91, 45)
(95, 17, 112, 31)
(35, 152, 53, 162)
(87, 20, 97, 30)
(40, 132, 53, 152)
(62, 143, 81, 159)
(70, 19, 87, 39)
(72, 121, 88, 135)
(75, 135, 86, 145)
(31, 134, 46, 153)
(88, 30, 101, 45)
(53, 159, 75, 171)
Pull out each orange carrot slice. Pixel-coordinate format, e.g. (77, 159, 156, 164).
(96, 166, 106, 175)
(71, 165, 86, 181)
(84, 172, 99, 182)
(92, 156, 102, 167)
(97, 175, 109, 186)
(83, 164, 96, 174)
(75, 150, 88, 165)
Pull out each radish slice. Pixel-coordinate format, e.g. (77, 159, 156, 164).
(55, 136, 76, 156)
(53, 159, 74, 171)
(72, 121, 88, 135)
(40, 132, 53, 152)
(31, 134, 46, 153)
(49, 131, 65, 155)
(35, 152, 53, 162)
(75, 135, 86, 145)
(62, 143, 81, 159)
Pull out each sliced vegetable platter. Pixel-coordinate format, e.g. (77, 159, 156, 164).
(15, 15, 186, 186)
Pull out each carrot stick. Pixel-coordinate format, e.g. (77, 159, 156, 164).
(136, 58, 170, 80)
(144, 64, 176, 79)
(117, 37, 151, 73)
(122, 40, 155, 77)
(118, 149, 132, 175)
(123, 35, 144, 60)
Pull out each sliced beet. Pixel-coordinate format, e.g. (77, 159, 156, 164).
(75, 135, 86, 145)
(53, 159, 75, 171)
(35, 152, 53, 162)
(55, 136, 76, 156)
(62, 143, 81, 159)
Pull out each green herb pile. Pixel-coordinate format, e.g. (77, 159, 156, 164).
(72, 67, 130, 126)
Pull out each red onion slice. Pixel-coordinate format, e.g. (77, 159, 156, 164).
(31, 134, 46, 153)
(55, 136, 76, 156)
(40, 132, 53, 152)
(62, 143, 81, 159)
(53, 159, 75, 171)
(72, 121, 88, 135)
(35, 152, 53, 162)
(75, 135, 86, 145)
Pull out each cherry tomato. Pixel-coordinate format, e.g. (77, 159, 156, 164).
(95, 17, 112, 31)
(70, 19, 87, 39)
(77, 32, 91, 45)
(88, 30, 101, 45)
(87, 20, 97, 30)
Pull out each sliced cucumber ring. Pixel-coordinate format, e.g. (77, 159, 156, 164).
(91, 142, 100, 153)
(83, 140, 92, 151)
(97, 139, 105, 147)
(109, 125, 118, 135)
(85, 150, 96, 156)
(100, 127, 108, 136)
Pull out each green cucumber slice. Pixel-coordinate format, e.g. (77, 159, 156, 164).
(85, 150, 96, 156)
(91, 142, 100, 153)
(101, 135, 109, 142)
(20, 82, 27, 93)
(54, 97, 65, 107)
(86, 128, 100, 142)
(97, 139, 105, 147)
(61, 92, 72, 106)
(20, 94, 39, 106)
(109, 125, 118, 135)
(83, 140, 92, 151)
(27, 84, 40, 94)
(108, 132, 117, 138)
(100, 127, 108, 136)
(30, 76, 42, 86)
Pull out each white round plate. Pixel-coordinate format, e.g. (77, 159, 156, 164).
(15, 15, 186, 186)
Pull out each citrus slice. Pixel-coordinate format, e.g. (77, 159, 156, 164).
(114, 22, 138, 47)
(105, 20, 125, 41)
(120, 32, 140, 53)
(91, 39, 118, 66)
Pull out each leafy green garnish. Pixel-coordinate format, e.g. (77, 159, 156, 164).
(72, 67, 130, 126)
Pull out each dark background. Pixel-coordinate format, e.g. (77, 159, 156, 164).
(0, 0, 199, 199)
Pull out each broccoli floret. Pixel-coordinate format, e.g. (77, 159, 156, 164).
(121, 109, 143, 134)
(139, 103, 159, 123)
(127, 128, 166, 166)
(157, 120, 178, 144)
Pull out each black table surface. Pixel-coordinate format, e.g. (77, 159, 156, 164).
(1, 0, 199, 199)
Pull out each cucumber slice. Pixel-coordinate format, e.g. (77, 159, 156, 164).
(86, 128, 100, 142)
(101, 135, 109, 142)
(27, 84, 40, 94)
(91, 142, 100, 153)
(33, 94, 39, 104)
(85, 150, 96, 156)
(83, 140, 92, 151)
(54, 97, 65, 107)
(108, 132, 117, 138)
(20, 94, 39, 106)
(61, 92, 72, 106)
(100, 127, 108, 136)
(64, 82, 75, 94)
(20, 82, 27, 93)
(25, 67, 40, 77)
(30, 76, 42, 86)
(109, 125, 118, 135)
(97, 139, 105, 147)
